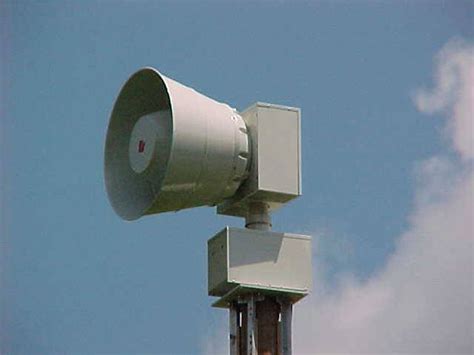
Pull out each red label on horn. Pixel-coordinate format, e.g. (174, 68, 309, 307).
(138, 140, 145, 153)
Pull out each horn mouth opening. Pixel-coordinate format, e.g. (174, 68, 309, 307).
(104, 68, 173, 220)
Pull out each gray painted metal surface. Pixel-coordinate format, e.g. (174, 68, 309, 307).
(247, 295, 257, 355)
(218, 103, 301, 218)
(208, 227, 312, 299)
(104, 67, 249, 220)
(279, 299, 293, 355)
(229, 304, 239, 355)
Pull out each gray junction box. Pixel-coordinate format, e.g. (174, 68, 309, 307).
(208, 227, 312, 307)
(217, 103, 301, 217)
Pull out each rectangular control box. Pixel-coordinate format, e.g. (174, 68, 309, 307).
(208, 227, 312, 300)
(217, 103, 301, 217)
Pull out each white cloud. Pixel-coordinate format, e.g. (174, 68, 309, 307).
(295, 39, 474, 354)
(295, 166, 473, 353)
(414, 38, 474, 161)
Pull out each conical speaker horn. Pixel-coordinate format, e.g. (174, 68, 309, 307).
(104, 67, 250, 220)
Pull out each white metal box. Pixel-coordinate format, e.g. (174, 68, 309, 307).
(217, 103, 301, 217)
(208, 227, 312, 301)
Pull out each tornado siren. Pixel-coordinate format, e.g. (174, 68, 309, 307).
(104, 67, 311, 355)
(104, 67, 302, 221)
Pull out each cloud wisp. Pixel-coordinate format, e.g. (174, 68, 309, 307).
(295, 38, 473, 354)
(414, 39, 474, 161)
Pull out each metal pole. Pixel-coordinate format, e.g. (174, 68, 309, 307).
(279, 300, 293, 355)
(245, 202, 272, 231)
(230, 302, 239, 355)
(247, 295, 257, 355)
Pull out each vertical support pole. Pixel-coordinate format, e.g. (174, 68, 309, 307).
(230, 302, 239, 355)
(279, 300, 293, 355)
(256, 297, 280, 355)
(247, 295, 257, 355)
(241, 303, 248, 355)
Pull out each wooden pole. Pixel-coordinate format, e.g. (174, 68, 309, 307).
(256, 297, 280, 355)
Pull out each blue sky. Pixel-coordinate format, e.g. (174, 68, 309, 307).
(1, 1, 473, 354)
